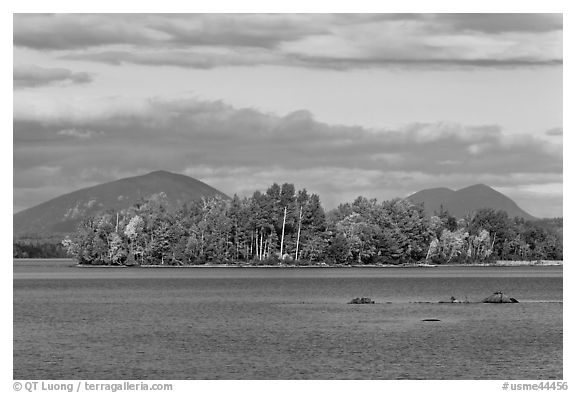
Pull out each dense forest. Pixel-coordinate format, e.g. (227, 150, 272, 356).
(13, 240, 68, 259)
(13, 233, 69, 259)
(55, 183, 562, 266)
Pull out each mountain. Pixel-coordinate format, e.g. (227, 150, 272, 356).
(406, 184, 537, 220)
(14, 170, 229, 237)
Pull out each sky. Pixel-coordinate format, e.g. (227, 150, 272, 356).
(12, 13, 563, 217)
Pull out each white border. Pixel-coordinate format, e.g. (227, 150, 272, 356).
(4, 3, 571, 391)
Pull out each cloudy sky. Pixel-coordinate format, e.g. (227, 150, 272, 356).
(13, 13, 563, 217)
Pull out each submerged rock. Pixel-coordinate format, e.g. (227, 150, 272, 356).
(482, 291, 519, 303)
(422, 318, 441, 322)
(348, 297, 375, 304)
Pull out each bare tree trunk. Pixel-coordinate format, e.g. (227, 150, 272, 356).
(235, 227, 239, 260)
(280, 206, 287, 259)
(255, 230, 258, 260)
(200, 232, 204, 258)
(295, 206, 303, 261)
(425, 241, 433, 260)
(255, 230, 259, 260)
(491, 234, 497, 254)
(236, 236, 239, 260)
(260, 227, 264, 260)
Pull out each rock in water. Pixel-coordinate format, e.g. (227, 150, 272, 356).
(482, 291, 519, 303)
(439, 296, 462, 303)
(348, 297, 375, 304)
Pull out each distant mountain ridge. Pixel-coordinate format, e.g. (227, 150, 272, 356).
(14, 170, 229, 237)
(15, 175, 537, 239)
(406, 184, 537, 220)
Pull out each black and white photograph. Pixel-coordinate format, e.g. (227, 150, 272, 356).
(11, 9, 566, 386)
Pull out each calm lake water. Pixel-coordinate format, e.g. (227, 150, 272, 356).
(13, 259, 563, 380)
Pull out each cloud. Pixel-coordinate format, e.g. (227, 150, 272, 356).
(57, 128, 103, 139)
(62, 48, 562, 71)
(13, 97, 562, 175)
(14, 65, 93, 88)
(63, 48, 286, 69)
(14, 14, 562, 70)
(545, 127, 563, 136)
(13, 97, 562, 217)
(433, 13, 563, 34)
(13, 14, 159, 50)
(13, 14, 326, 50)
(150, 14, 328, 48)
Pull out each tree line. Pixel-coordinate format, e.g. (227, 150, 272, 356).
(13, 240, 68, 259)
(58, 183, 562, 266)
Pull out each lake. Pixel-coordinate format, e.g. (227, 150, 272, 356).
(13, 259, 563, 379)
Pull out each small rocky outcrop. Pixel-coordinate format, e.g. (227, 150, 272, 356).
(348, 297, 375, 304)
(482, 291, 519, 303)
(439, 296, 462, 303)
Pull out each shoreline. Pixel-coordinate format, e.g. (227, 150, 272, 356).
(12, 258, 562, 268)
(71, 260, 563, 268)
